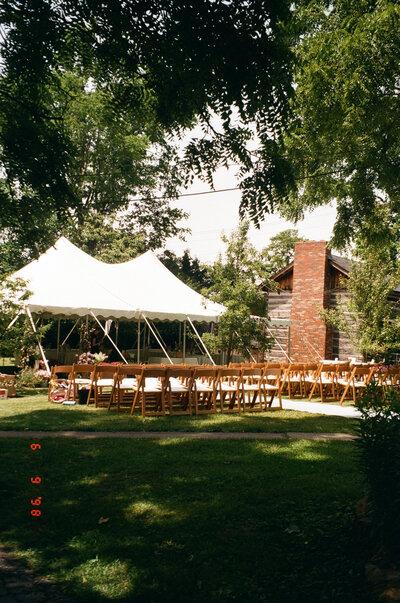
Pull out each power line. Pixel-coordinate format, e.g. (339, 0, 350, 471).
(131, 187, 240, 203)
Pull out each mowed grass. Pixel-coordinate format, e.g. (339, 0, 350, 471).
(0, 390, 357, 433)
(1, 438, 374, 602)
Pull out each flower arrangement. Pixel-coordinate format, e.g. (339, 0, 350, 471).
(93, 352, 108, 364)
(76, 352, 108, 364)
(35, 369, 50, 381)
(76, 352, 95, 364)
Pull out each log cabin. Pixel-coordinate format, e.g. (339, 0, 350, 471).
(263, 240, 400, 362)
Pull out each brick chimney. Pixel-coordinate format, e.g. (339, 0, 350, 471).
(289, 241, 332, 361)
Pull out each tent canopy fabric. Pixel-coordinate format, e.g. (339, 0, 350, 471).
(13, 237, 225, 323)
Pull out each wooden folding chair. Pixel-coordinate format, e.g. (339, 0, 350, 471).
(241, 368, 264, 412)
(370, 365, 399, 391)
(91, 364, 119, 408)
(251, 363, 266, 369)
(192, 367, 218, 415)
(70, 363, 96, 402)
(261, 367, 283, 410)
(308, 363, 338, 402)
(302, 363, 320, 398)
(334, 362, 354, 402)
(339, 366, 374, 405)
(284, 363, 305, 399)
(132, 367, 167, 417)
(165, 367, 194, 415)
(110, 364, 142, 412)
(385, 366, 400, 389)
(48, 365, 73, 401)
(217, 368, 242, 413)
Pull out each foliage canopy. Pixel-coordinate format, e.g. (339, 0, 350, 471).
(202, 222, 272, 363)
(0, 0, 294, 244)
(283, 0, 400, 248)
(321, 246, 400, 359)
(0, 70, 187, 269)
(261, 228, 304, 275)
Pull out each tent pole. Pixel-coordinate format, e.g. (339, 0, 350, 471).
(25, 307, 50, 374)
(186, 316, 216, 365)
(183, 320, 186, 363)
(150, 319, 168, 353)
(56, 319, 61, 359)
(6, 311, 23, 330)
(266, 326, 292, 363)
(61, 319, 79, 347)
(251, 315, 293, 363)
(234, 330, 256, 363)
(141, 313, 173, 364)
(137, 318, 141, 363)
(89, 311, 128, 363)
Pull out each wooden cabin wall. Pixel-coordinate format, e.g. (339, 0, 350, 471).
(330, 291, 362, 361)
(266, 291, 292, 361)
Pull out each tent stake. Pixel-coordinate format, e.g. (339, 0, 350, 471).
(89, 311, 128, 363)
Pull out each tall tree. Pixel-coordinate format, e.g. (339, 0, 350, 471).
(281, 0, 400, 249)
(158, 250, 213, 293)
(261, 228, 304, 275)
(0, 0, 294, 243)
(0, 71, 188, 269)
(321, 244, 400, 360)
(202, 222, 272, 363)
(0, 276, 49, 365)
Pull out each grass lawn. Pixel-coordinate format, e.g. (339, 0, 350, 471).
(1, 437, 374, 602)
(0, 390, 358, 434)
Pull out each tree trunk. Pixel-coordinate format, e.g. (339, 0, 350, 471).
(226, 331, 233, 365)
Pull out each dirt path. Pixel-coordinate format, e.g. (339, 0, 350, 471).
(0, 430, 357, 441)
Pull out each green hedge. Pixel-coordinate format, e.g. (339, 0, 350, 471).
(356, 382, 400, 562)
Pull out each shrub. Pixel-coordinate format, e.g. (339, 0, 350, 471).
(355, 382, 400, 562)
(15, 367, 45, 388)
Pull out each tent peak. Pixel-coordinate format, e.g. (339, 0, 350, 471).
(11, 238, 225, 322)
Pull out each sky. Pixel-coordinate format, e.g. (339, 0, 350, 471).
(164, 164, 337, 264)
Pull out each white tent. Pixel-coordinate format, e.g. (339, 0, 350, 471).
(14, 237, 225, 323)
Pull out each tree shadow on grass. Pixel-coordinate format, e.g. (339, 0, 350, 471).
(0, 402, 357, 434)
(0, 438, 374, 602)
